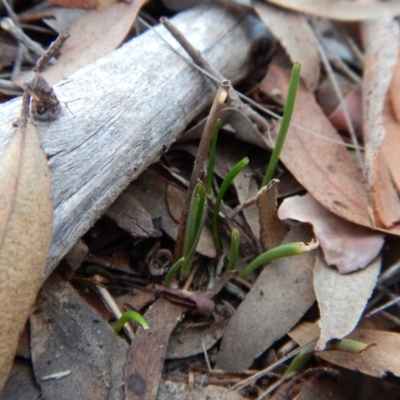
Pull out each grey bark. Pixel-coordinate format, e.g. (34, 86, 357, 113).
(0, 4, 268, 280)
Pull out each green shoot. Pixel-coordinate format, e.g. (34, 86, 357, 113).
(327, 338, 368, 353)
(205, 119, 221, 194)
(283, 340, 315, 376)
(238, 240, 318, 279)
(213, 157, 249, 250)
(114, 310, 149, 334)
(227, 228, 240, 271)
(262, 63, 301, 187)
(180, 182, 207, 278)
(283, 338, 367, 376)
(164, 257, 185, 287)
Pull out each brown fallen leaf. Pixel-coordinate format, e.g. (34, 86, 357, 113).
(0, 359, 41, 400)
(166, 318, 229, 359)
(381, 106, 400, 194)
(41, 0, 148, 85)
(290, 321, 400, 378)
(125, 298, 186, 400)
(278, 193, 384, 273)
(256, 179, 287, 250)
(128, 171, 216, 258)
(313, 251, 381, 350)
(105, 192, 155, 238)
(49, 0, 119, 9)
(0, 118, 52, 390)
(362, 17, 400, 228)
(30, 275, 128, 399)
(157, 380, 244, 400)
(261, 56, 400, 236)
(253, 0, 320, 92)
(266, 0, 400, 21)
(216, 223, 316, 371)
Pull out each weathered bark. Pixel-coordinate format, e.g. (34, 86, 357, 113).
(0, 4, 267, 280)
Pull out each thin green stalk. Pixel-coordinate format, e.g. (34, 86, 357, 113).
(227, 228, 240, 271)
(164, 257, 185, 287)
(262, 63, 301, 187)
(238, 240, 318, 279)
(213, 157, 249, 250)
(328, 339, 368, 353)
(206, 119, 221, 194)
(283, 338, 367, 376)
(114, 310, 149, 334)
(181, 183, 207, 278)
(284, 340, 316, 376)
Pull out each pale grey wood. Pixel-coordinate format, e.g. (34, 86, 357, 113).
(0, 4, 267, 280)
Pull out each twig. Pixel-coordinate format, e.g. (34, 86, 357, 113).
(139, 16, 362, 151)
(1, 17, 47, 59)
(160, 17, 270, 133)
(312, 26, 364, 174)
(0, 78, 22, 95)
(232, 339, 318, 391)
(95, 285, 135, 341)
(22, 32, 70, 122)
(33, 32, 70, 73)
(174, 81, 230, 260)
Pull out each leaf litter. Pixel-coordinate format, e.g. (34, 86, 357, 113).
(1, 0, 400, 399)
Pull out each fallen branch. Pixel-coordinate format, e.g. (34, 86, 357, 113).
(0, 4, 267, 280)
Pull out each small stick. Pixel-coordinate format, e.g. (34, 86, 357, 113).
(160, 17, 270, 133)
(174, 81, 230, 260)
(95, 285, 135, 341)
(1, 17, 47, 60)
(33, 32, 70, 73)
(22, 32, 70, 122)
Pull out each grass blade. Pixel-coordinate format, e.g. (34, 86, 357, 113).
(262, 63, 301, 187)
(213, 157, 249, 250)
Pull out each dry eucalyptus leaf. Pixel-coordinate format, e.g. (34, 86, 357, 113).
(313, 252, 381, 351)
(0, 120, 52, 390)
(290, 321, 400, 378)
(157, 381, 244, 400)
(41, 0, 148, 85)
(278, 193, 384, 274)
(261, 57, 400, 236)
(253, 0, 320, 92)
(266, 0, 400, 21)
(381, 106, 400, 195)
(216, 223, 316, 370)
(125, 298, 186, 400)
(43, 7, 89, 33)
(30, 276, 128, 400)
(362, 17, 400, 228)
(105, 192, 155, 238)
(256, 179, 287, 250)
(128, 171, 216, 258)
(0, 360, 41, 400)
(166, 319, 228, 359)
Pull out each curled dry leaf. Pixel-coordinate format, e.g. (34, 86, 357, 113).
(362, 17, 400, 228)
(313, 251, 381, 350)
(290, 321, 400, 378)
(0, 120, 52, 390)
(253, 1, 320, 92)
(278, 193, 384, 274)
(266, 0, 400, 21)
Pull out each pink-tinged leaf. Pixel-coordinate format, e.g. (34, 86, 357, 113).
(278, 194, 384, 274)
